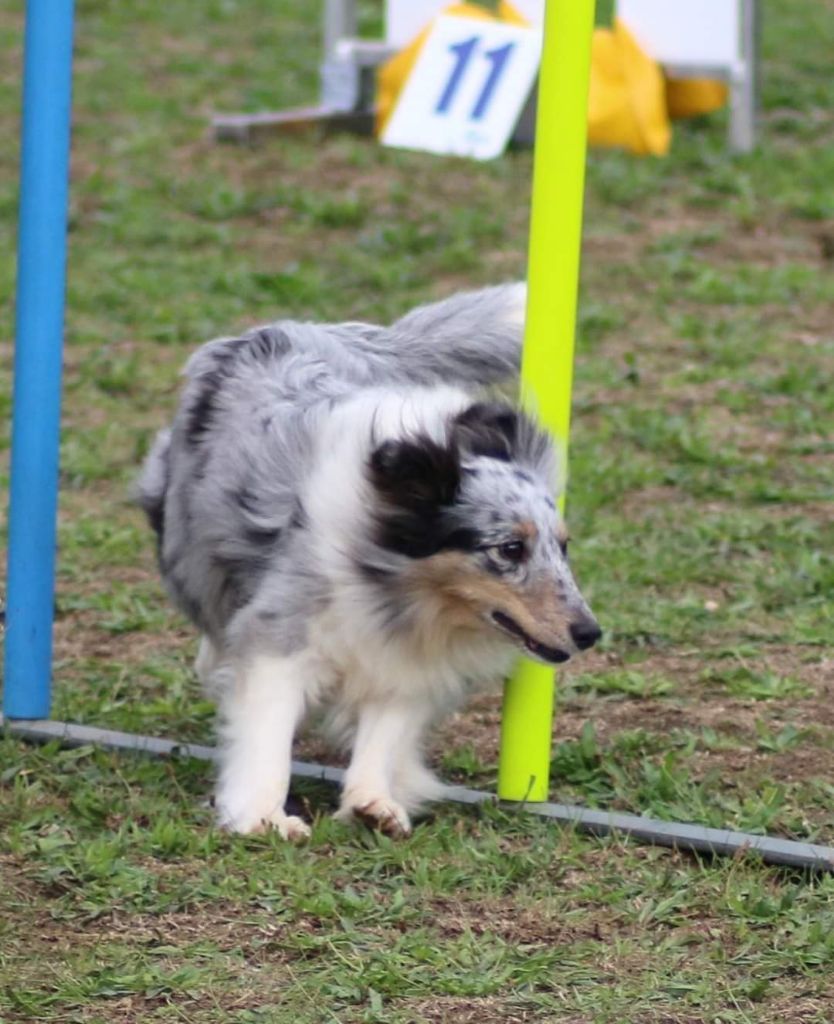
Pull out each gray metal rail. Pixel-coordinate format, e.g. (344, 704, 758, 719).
(3, 715, 831, 871)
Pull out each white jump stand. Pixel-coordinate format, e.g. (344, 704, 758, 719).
(212, 0, 759, 152)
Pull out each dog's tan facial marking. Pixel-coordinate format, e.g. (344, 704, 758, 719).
(516, 519, 538, 542)
(404, 551, 487, 631)
(403, 551, 576, 656)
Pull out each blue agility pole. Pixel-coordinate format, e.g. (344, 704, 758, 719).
(3, 1, 76, 719)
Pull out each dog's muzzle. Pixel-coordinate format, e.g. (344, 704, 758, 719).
(490, 609, 601, 665)
(491, 611, 571, 664)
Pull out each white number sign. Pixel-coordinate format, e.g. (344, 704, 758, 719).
(381, 15, 542, 161)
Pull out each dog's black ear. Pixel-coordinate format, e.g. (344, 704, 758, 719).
(453, 402, 518, 461)
(368, 437, 471, 558)
(369, 436, 461, 511)
(454, 401, 555, 481)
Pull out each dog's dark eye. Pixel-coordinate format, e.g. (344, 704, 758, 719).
(498, 540, 527, 564)
(559, 538, 569, 557)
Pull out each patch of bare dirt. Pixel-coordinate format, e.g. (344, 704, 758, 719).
(644, 211, 828, 268)
(621, 489, 834, 527)
(583, 228, 646, 267)
(52, 607, 189, 672)
(402, 996, 550, 1024)
(428, 893, 589, 946)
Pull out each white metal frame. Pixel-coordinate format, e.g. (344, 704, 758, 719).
(617, 0, 759, 152)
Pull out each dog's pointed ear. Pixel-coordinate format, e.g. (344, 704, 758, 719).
(453, 402, 518, 461)
(369, 436, 460, 510)
(454, 401, 557, 484)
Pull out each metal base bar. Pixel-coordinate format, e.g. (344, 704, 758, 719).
(3, 716, 832, 872)
(212, 105, 375, 143)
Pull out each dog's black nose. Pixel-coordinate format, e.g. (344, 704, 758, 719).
(570, 618, 602, 651)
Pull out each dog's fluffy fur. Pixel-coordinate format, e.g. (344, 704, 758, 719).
(137, 284, 599, 839)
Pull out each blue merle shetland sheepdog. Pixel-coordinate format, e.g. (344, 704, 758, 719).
(137, 284, 600, 839)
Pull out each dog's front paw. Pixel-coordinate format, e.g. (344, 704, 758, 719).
(220, 808, 312, 842)
(272, 814, 312, 842)
(216, 791, 311, 841)
(337, 795, 412, 838)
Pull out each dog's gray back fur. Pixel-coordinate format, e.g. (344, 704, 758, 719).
(137, 285, 525, 649)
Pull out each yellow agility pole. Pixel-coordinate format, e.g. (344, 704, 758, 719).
(497, 0, 596, 802)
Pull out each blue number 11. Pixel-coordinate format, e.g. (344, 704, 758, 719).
(471, 42, 515, 120)
(435, 37, 478, 114)
(435, 36, 516, 120)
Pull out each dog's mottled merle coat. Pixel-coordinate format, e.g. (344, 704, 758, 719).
(137, 284, 599, 838)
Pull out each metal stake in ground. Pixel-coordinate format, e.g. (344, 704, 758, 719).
(498, 0, 596, 802)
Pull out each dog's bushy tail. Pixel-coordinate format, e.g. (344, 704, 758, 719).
(379, 283, 525, 388)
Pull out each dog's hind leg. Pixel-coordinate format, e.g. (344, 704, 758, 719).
(392, 749, 445, 815)
(336, 700, 433, 838)
(215, 653, 311, 840)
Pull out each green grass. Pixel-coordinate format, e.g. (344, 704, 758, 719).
(2, 0, 834, 1020)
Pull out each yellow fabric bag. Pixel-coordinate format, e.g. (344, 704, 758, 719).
(666, 78, 729, 119)
(587, 18, 670, 156)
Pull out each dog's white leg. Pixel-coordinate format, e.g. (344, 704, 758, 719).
(215, 653, 311, 841)
(337, 700, 432, 837)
